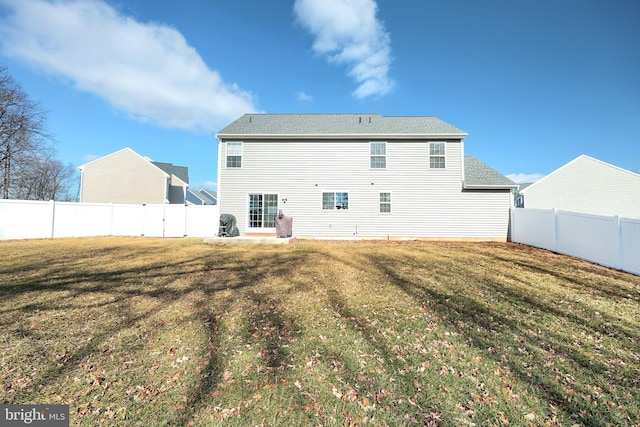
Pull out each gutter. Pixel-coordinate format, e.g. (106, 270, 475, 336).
(463, 183, 519, 190)
(217, 133, 468, 141)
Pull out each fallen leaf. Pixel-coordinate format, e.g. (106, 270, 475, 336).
(332, 387, 343, 400)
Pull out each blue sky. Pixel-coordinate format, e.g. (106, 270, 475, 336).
(0, 0, 638, 190)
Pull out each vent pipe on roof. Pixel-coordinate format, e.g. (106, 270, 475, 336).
(369, 116, 371, 124)
(359, 116, 362, 124)
(249, 116, 252, 124)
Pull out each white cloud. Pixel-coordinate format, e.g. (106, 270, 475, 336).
(296, 91, 313, 102)
(294, 0, 394, 99)
(199, 181, 217, 190)
(0, 0, 257, 132)
(506, 173, 545, 184)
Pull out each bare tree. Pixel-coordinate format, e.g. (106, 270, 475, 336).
(0, 65, 51, 199)
(11, 153, 78, 201)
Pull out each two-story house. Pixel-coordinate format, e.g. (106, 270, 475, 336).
(216, 114, 516, 239)
(78, 147, 189, 205)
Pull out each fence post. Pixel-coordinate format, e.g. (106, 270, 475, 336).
(110, 203, 114, 236)
(616, 215, 622, 271)
(141, 204, 146, 236)
(49, 199, 56, 238)
(552, 208, 558, 252)
(509, 208, 514, 242)
(184, 204, 189, 237)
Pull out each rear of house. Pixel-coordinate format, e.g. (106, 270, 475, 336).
(217, 114, 516, 239)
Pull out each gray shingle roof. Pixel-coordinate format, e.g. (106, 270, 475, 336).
(217, 114, 467, 138)
(198, 189, 217, 204)
(152, 162, 189, 184)
(464, 156, 516, 188)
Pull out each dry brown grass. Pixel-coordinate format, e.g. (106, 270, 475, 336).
(1, 237, 639, 426)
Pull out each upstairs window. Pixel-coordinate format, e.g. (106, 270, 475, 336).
(322, 192, 349, 210)
(429, 142, 445, 169)
(370, 142, 386, 169)
(226, 142, 242, 168)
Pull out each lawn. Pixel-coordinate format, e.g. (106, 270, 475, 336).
(1, 237, 639, 426)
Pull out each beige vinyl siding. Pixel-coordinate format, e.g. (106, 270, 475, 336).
(523, 156, 640, 219)
(219, 139, 511, 238)
(80, 149, 167, 204)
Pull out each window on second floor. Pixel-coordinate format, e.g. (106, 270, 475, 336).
(429, 142, 445, 169)
(370, 142, 386, 169)
(226, 142, 242, 168)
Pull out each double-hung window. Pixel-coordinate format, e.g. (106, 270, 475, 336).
(322, 192, 349, 210)
(429, 142, 445, 169)
(370, 142, 386, 169)
(379, 192, 391, 213)
(226, 142, 242, 168)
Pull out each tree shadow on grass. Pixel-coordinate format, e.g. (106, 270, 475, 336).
(365, 247, 640, 426)
(0, 240, 308, 426)
(472, 242, 640, 303)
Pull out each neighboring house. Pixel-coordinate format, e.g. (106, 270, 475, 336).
(216, 114, 517, 239)
(200, 189, 218, 205)
(518, 154, 640, 218)
(514, 183, 533, 208)
(78, 147, 189, 204)
(186, 189, 217, 205)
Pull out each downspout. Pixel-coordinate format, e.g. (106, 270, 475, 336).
(216, 137, 222, 210)
(77, 166, 84, 202)
(460, 139, 465, 186)
(164, 175, 169, 204)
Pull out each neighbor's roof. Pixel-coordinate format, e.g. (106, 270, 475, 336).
(519, 154, 640, 195)
(199, 189, 217, 203)
(464, 156, 517, 189)
(77, 147, 190, 185)
(217, 114, 467, 139)
(152, 162, 189, 184)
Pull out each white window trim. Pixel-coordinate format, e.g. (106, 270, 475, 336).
(226, 141, 243, 169)
(370, 141, 387, 169)
(246, 192, 279, 230)
(321, 191, 350, 211)
(379, 191, 392, 214)
(428, 141, 446, 170)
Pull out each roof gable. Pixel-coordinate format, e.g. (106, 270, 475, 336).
(78, 147, 189, 184)
(217, 114, 467, 139)
(77, 147, 143, 170)
(520, 154, 640, 195)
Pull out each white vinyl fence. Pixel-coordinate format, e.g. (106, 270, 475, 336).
(511, 208, 640, 276)
(0, 199, 220, 240)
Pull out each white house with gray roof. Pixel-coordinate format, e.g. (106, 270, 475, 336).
(216, 114, 516, 239)
(519, 155, 640, 218)
(78, 147, 189, 205)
